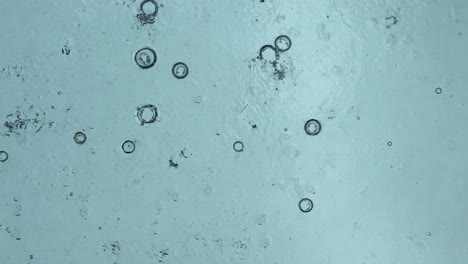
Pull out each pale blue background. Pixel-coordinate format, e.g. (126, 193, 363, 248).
(1, 0, 468, 263)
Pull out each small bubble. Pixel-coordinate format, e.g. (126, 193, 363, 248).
(274, 35, 292, 52)
(387, 141, 392, 146)
(135, 47, 157, 69)
(258, 45, 279, 61)
(135, 104, 158, 125)
(172, 62, 189, 79)
(122, 140, 135, 154)
(137, 0, 158, 24)
(435, 87, 442, 94)
(0, 151, 8, 162)
(141, 0, 157, 14)
(298, 198, 314, 213)
(233, 141, 244, 152)
(304, 119, 321, 136)
(73, 132, 87, 145)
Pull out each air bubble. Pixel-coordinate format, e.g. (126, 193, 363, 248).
(435, 87, 442, 94)
(73, 132, 87, 145)
(233, 141, 244, 152)
(135, 47, 157, 69)
(304, 119, 321, 136)
(122, 140, 135, 154)
(136, 0, 158, 25)
(258, 45, 279, 61)
(135, 104, 158, 125)
(387, 141, 392, 146)
(274, 35, 292, 52)
(172, 62, 189, 79)
(0, 151, 8, 162)
(298, 198, 313, 213)
(141, 0, 157, 14)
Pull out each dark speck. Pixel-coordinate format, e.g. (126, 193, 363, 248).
(62, 46, 71, 55)
(385, 15, 398, 28)
(169, 159, 178, 169)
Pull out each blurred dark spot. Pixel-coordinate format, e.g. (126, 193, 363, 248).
(385, 15, 398, 28)
(169, 159, 178, 169)
(62, 45, 71, 55)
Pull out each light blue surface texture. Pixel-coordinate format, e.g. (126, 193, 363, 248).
(1, 0, 468, 263)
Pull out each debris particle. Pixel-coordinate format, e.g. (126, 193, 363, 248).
(169, 159, 178, 169)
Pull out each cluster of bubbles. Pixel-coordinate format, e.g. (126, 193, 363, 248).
(134, 1, 189, 79)
(299, 119, 320, 212)
(232, 118, 320, 213)
(258, 35, 292, 60)
(72, 103, 158, 154)
(65, 2, 190, 156)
